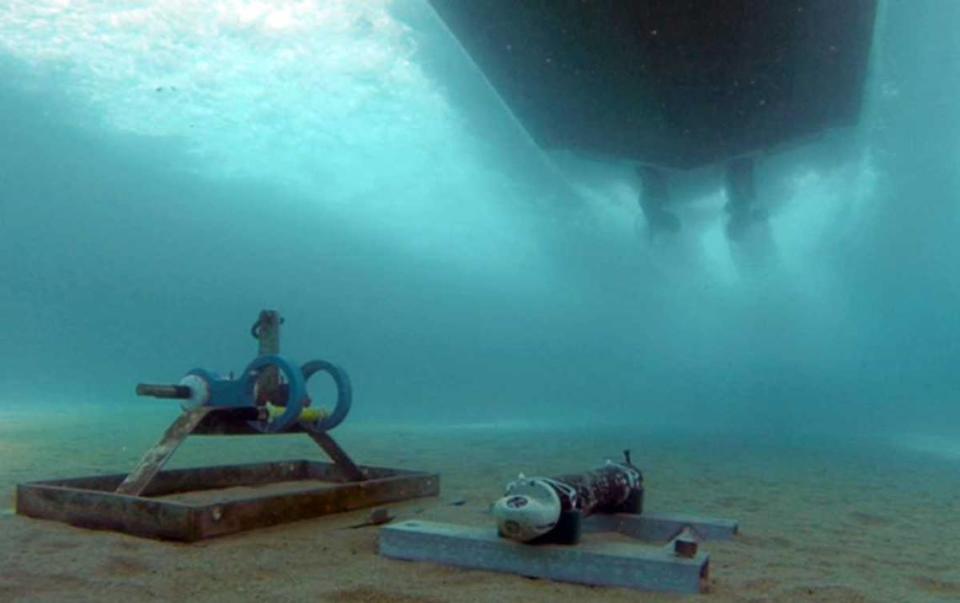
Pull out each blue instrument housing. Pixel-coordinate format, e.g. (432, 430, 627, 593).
(185, 354, 310, 433)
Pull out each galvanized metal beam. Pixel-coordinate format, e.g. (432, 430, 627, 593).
(379, 520, 710, 594)
(584, 511, 739, 542)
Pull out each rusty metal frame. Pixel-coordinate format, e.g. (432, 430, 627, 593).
(112, 406, 369, 497)
(17, 460, 439, 542)
(17, 310, 439, 541)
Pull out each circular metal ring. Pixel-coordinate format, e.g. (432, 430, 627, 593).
(300, 360, 352, 431)
(243, 354, 306, 433)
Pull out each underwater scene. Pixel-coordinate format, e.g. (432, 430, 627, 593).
(0, 1, 958, 601)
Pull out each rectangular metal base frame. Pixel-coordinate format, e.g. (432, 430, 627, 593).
(380, 513, 737, 595)
(17, 460, 439, 542)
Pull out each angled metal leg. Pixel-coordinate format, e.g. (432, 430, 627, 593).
(306, 427, 365, 482)
(116, 407, 213, 496)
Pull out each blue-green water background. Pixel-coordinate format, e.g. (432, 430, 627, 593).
(0, 0, 957, 444)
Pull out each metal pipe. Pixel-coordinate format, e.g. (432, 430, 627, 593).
(253, 309, 282, 400)
(136, 384, 192, 399)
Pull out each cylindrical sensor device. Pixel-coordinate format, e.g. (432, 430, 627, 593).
(492, 458, 643, 544)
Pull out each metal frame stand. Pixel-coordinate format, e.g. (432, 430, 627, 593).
(16, 309, 439, 541)
(17, 402, 439, 542)
(114, 408, 365, 498)
(18, 459, 438, 542)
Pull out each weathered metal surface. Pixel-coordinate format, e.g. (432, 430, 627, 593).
(115, 407, 213, 496)
(17, 461, 439, 542)
(305, 427, 365, 482)
(193, 473, 435, 540)
(117, 402, 363, 496)
(17, 482, 197, 541)
(584, 511, 739, 542)
(380, 520, 710, 594)
(253, 309, 282, 397)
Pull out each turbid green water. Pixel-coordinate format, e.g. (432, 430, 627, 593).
(0, 2, 958, 601)
(1, 1, 958, 435)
